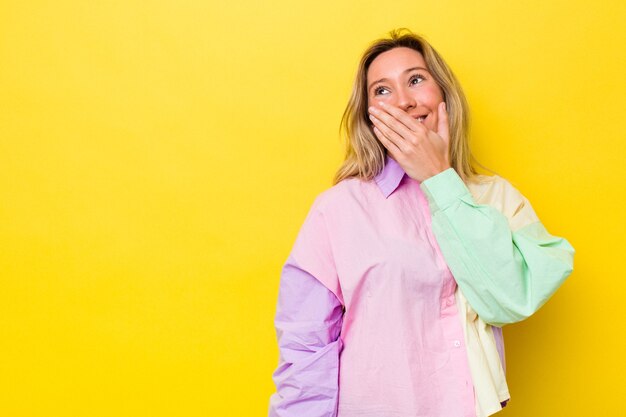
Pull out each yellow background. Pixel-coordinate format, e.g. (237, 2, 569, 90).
(1, 1, 624, 415)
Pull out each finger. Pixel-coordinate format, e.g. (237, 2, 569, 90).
(369, 113, 410, 154)
(369, 105, 421, 142)
(377, 101, 424, 133)
(373, 125, 401, 158)
(370, 114, 403, 153)
(436, 101, 450, 145)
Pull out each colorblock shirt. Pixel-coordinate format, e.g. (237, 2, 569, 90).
(269, 155, 575, 417)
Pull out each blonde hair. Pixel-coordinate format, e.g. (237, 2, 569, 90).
(333, 28, 492, 185)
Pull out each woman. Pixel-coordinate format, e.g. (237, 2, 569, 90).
(268, 28, 575, 417)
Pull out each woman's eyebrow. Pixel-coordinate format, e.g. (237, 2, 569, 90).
(368, 66, 429, 91)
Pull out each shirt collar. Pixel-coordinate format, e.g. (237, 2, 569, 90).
(374, 154, 407, 198)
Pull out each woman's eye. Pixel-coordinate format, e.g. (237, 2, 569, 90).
(374, 87, 388, 96)
(410, 74, 425, 85)
(373, 75, 424, 95)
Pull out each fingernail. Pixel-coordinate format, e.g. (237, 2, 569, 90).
(369, 106, 378, 114)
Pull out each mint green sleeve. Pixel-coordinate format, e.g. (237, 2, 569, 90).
(420, 168, 575, 327)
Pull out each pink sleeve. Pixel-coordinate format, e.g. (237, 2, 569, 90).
(289, 197, 344, 305)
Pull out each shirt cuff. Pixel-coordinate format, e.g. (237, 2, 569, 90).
(419, 168, 473, 213)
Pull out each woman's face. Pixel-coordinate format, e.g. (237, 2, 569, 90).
(366, 47, 444, 133)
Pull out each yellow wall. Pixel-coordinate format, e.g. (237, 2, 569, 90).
(1, 1, 624, 415)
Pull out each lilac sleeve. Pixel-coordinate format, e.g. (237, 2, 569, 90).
(268, 255, 344, 417)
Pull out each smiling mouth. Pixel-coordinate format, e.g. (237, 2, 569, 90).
(414, 115, 427, 123)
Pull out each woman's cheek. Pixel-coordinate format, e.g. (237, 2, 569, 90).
(426, 84, 445, 102)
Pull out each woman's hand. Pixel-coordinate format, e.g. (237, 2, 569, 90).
(368, 101, 451, 183)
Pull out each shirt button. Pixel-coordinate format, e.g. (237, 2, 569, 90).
(453, 340, 461, 348)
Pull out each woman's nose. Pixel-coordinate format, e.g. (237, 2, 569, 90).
(394, 87, 416, 111)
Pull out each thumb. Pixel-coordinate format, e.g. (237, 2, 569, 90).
(436, 101, 450, 145)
